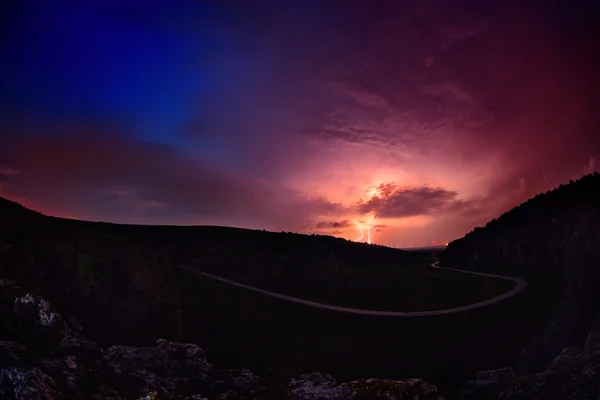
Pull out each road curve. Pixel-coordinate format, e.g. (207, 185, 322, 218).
(180, 261, 527, 317)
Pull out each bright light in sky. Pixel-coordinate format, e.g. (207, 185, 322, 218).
(0, 1, 599, 248)
(353, 213, 376, 244)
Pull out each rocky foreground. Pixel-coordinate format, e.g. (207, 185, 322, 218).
(1, 278, 600, 399)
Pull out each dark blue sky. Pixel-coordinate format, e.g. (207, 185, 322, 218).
(1, 1, 229, 149)
(1, 0, 599, 247)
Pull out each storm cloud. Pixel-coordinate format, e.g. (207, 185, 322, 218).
(357, 184, 461, 218)
(1, 0, 599, 246)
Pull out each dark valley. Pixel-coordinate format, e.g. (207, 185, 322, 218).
(1, 173, 600, 399)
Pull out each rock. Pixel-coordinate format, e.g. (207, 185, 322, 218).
(0, 367, 62, 400)
(216, 389, 239, 399)
(546, 346, 590, 373)
(8, 290, 71, 353)
(1, 278, 225, 399)
(102, 338, 213, 397)
(346, 377, 442, 400)
(56, 329, 102, 355)
(459, 367, 516, 400)
(226, 368, 262, 393)
(211, 368, 264, 397)
(0, 272, 446, 400)
(0, 277, 99, 357)
(88, 386, 128, 400)
(287, 373, 442, 400)
(38, 353, 101, 398)
(136, 391, 169, 400)
(138, 392, 159, 400)
(287, 372, 355, 400)
(480, 347, 600, 400)
(0, 277, 107, 398)
(0, 278, 20, 291)
(14, 294, 60, 328)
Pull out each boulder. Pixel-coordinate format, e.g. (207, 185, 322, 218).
(102, 338, 213, 397)
(461, 345, 600, 400)
(0, 276, 236, 399)
(211, 368, 265, 398)
(287, 372, 355, 400)
(346, 377, 441, 400)
(496, 345, 600, 400)
(286, 373, 442, 400)
(0, 367, 62, 400)
(459, 367, 516, 399)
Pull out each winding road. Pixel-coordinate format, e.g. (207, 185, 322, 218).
(180, 261, 527, 317)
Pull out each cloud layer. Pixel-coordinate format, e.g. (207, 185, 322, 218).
(358, 185, 460, 218)
(1, 0, 599, 247)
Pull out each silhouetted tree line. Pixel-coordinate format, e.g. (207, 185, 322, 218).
(442, 172, 600, 374)
(456, 172, 600, 243)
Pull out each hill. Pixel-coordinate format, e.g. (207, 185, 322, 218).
(443, 172, 600, 373)
(0, 195, 546, 397)
(4, 173, 600, 399)
(0, 196, 428, 342)
(2, 180, 600, 399)
(0, 195, 517, 336)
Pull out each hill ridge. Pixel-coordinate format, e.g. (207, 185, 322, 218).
(443, 172, 600, 375)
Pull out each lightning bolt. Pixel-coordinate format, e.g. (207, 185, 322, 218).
(354, 223, 364, 242)
(353, 214, 375, 244)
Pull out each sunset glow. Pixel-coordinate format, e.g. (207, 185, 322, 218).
(1, 2, 599, 247)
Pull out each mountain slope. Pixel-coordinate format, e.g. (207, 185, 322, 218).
(443, 172, 600, 373)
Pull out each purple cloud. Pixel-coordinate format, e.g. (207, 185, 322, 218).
(357, 184, 461, 218)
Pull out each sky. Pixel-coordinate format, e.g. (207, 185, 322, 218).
(1, 0, 599, 248)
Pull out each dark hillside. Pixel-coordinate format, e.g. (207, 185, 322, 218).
(443, 172, 600, 373)
(0, 196, 44, 227)
(0, 196, 546, 396)
(0, 197, 424, 347)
